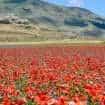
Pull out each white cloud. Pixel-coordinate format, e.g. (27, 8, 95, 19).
(67, 0, 84, 7)
(42, 0, 84, 7)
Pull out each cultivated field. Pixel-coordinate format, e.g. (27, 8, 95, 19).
(0, 43, 105, 105)
(0, 24, 101, 42)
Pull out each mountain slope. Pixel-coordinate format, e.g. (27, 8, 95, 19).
(0, 0, 105, 41)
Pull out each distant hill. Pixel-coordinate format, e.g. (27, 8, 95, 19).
(0, 0, 105, 41)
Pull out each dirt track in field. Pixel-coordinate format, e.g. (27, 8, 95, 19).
(0, 40, 104, 48)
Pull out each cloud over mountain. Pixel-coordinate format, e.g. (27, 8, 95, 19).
(67, 0, 84, 7)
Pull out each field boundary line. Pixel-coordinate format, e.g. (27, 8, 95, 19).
(0, 40, 104, 46)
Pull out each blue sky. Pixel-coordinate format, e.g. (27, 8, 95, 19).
(46, 0, 105, 17)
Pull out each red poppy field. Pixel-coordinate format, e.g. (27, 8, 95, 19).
(0, 45, 105, 105)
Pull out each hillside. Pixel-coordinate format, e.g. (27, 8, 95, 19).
(0, 0, 105, 41)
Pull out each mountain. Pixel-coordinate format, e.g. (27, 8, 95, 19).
(0, 0, 105, 41)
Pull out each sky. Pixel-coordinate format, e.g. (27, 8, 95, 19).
(45, 0, 105, 17)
